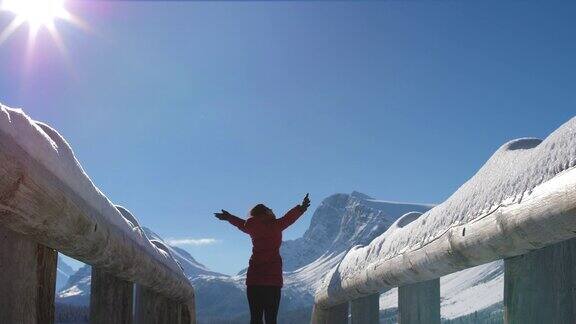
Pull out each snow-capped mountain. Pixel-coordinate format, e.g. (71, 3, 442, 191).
(56, 227, 222, 305)
(281, 191, 434, 271)
(57, 264, 92, 306)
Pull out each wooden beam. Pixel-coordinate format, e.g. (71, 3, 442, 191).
(0, 226, 57, 324)
(181, 301, 196, 324)
(90, 267, 134, 324)
(504, 238, 576, 324)
(134, 284, 182, 324)
(398, 278, 440, 324)
(350, 293, 379, 324)
(311, 303, 348, 324)
(181, 304, 191, 324)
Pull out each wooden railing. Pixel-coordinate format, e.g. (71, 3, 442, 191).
(312, 117, 576, 324)
(0, 105, 195, 323)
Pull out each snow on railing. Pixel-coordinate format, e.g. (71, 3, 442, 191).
(0, 105, 195, 324)
(313, 116, 576, 324)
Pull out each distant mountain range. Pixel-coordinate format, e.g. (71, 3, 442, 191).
(55, 192, 504, 323)
(56, 226, 221, 306)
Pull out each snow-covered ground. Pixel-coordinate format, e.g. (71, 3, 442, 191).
(379, 261, 504, 319)
(440, 261, 503, 319)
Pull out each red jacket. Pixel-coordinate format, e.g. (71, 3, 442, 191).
(226, 206, 304, 287)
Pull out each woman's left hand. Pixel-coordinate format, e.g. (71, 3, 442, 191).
(300, 193, 311, 211)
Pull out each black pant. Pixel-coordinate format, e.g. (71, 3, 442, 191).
(246, 285, 281, 324)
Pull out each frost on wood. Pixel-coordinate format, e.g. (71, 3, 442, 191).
(316, 116, 576, 308)
(0, 104, 194, 301)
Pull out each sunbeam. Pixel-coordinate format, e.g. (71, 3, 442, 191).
(0, 16, 24, 45)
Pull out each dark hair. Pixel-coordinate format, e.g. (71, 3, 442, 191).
(250, 204, 268, 217)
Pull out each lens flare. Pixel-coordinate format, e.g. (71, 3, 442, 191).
(2, 0, 68, 31)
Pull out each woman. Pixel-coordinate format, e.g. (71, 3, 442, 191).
(214, 194, 311, 324)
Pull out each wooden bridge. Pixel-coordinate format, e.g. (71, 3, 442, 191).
(2, 103, 576, 324)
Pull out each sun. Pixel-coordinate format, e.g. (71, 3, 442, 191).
(2, 0, 69, 31)
(0, 0, 87, 60)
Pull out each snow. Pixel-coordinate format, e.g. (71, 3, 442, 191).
(285, 251, 348, 292)
(59, 273, 92, 298)
(116, 205, 143, 232)
(57, 264, 93, 305)
(317, 116, 576, 305)
(439, 261, 503, 319)
(379, 261, 504, 319)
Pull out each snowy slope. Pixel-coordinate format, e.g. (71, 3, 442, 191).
(379, 260, 504, 319)
(57, 264, 92, 306)
(56, 256, 76, 291)
(440, 260, 503, 319)
(56, 226, 222, 305)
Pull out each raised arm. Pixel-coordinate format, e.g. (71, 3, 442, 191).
(276, 194, 311, 231)
(214, 209, 249, 234)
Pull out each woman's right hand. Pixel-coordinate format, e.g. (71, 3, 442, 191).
(214, 209, 232, 220)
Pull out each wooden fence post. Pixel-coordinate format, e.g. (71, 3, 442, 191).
(350, 293, 379, 324)
(89, 267, 134, 324)
(504, 238, 576, 324)
(0, 226, 57, 324)
(398, 278, 440, 324)
(180, 301, 196, 324)
(134, 284, 182, 324)
(311, 302, 349, 324)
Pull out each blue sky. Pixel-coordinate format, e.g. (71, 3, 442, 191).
(0, 1, 574, 274)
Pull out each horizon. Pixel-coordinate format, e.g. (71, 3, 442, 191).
(1, 0, 575, 275)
